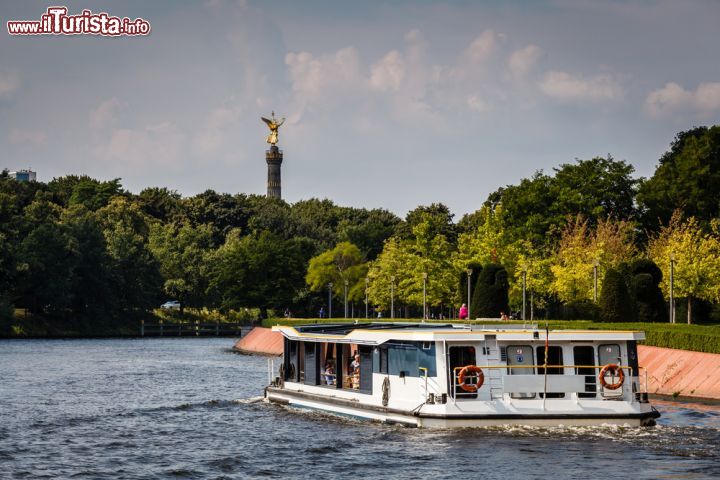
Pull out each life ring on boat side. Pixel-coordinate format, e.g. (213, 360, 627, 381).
(458, 365, 484, 392)
(599, 363, 625, 390)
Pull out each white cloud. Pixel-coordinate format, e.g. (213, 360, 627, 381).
(98, 123, 185, 167)
(194, 103, 241, 155)
(370, 50, 406, 92)
(645, 82, 720, 117)
(539, 71, 623, 102)
(285, 47, 363, 100)
(466, 94, 490, 113)
(0, 70, 19, 98)
(463, 30, 500, 64)
(508, 44, 542, 78)
(8, 129, 46, 146)
(90, 97, 127, 129)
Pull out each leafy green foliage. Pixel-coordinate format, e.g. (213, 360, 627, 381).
(638, 126, 720, 232)
(599, 268, 635, 322)
(471, 263, 509, 318)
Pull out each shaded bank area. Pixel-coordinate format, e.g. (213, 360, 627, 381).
(240, 326, 720, 401)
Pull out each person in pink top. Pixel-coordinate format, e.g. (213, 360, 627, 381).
(459, 303, 468, 319)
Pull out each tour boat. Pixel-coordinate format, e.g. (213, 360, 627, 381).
(264, 322, 660, 428)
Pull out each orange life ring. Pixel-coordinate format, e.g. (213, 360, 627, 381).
(599, 363, 625, 390)
(458, 365, 484, 392)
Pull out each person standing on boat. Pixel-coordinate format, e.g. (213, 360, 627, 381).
(459, 303, 468, 320)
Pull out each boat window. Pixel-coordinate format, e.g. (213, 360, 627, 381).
(627, 341, 639, 377)
(388, 343, 418, 377)
(359, 345, 373, 394)
(417, 342, 436, 377)
(598, 344, 621, 366)
(304, 342, 319, 385)
(298, 342, 305, 383)
(286, 340, 299, 382)
(506, 345, 535, 399)
(320, 343, 337, 386)
(535, 345, 564, 398)
(573, 346, 597, 398)
(379, 347, 388, 374)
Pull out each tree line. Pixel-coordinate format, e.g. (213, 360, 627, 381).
(1, 125, 719, 334)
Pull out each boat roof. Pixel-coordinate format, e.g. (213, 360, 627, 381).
(271, 322, 646, 345)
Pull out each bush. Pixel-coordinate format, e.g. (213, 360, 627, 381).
(471, 263, 509, 318)
(599, 268, 635, 322)
(559, 300, 601, 320)
(626, 259, 667, 323)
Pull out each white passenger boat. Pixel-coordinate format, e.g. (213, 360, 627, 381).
(264, 322, 660, 428)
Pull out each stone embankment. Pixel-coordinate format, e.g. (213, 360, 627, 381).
(234, 327, 720, 401)
(233, 326, 283, 355)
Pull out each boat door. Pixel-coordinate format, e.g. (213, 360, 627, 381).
(447, 345, 477, 399)
(599, 343, 623, 397)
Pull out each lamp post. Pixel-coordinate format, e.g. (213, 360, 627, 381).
(593, 259, 599, 302)
(365, 277, 369, 319)
(390, 275, 395, 320)
(422, 272, 428, 321)
(670, 253, 675, 324)
(522, 270, 527, 321)
(344, 279, 349, 319)
(466, 268, 472, 319)
(328, 282, 333, 319)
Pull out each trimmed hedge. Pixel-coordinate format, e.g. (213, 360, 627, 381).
(261, 317, 720, 355)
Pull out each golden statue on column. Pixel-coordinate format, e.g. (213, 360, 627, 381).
(261, 111, 285, 146)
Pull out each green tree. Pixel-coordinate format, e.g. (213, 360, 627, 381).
(638, 126, 720, 232)
(367, 237, 415, 311)
(398, 203, 457, 244)
(305, 242, 368, 304)
(69, 177, 124, 211)
(484, 156, 639, 247)
(137, 187, 182, 222)
(624, 259, 667, 323)
(96, 197, 163, 315)
(149, 222, 214, 312)
(599, 267, 635, 322)
(208, 230, 310, 317)
(471, 263, 509, 318)
(62, 205, 117, 329)
(648, 211, 720, 323)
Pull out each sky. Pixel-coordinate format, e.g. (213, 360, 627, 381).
(1, 0, 719, 218)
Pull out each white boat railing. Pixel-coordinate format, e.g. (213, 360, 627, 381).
(450, 364, 644, 401)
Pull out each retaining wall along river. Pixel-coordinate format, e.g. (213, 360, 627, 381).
(236, 326, 720, 401)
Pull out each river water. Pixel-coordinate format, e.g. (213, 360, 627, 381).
(1, 338, 719, 479)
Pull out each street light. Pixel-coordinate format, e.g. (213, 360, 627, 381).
(328, 282, 333, 319)
(593, 259, 600, 302)
(466, 268, 472, 320)
(422, 272, 428, 321)
(365, 277, 369, 319)
(344, 279, 349, 319)
(670, 253, 675, 324)
(390, 275, 395, 320)
(522, 269, 527, 321)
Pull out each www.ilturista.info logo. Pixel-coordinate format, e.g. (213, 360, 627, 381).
(7, 6, 151, 36)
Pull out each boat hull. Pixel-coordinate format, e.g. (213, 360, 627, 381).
(264, 386, 660, 428)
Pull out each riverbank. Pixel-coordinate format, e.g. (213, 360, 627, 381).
(239, 325, 720, 401)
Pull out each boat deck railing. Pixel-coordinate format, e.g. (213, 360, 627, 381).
(449, 364, 647, 402)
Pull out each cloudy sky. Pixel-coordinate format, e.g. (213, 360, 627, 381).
(1, 0, 719, 217)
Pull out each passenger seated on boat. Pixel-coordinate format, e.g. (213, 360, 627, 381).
(350, 354, 361, 389)
(323, 362, 336, 385)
